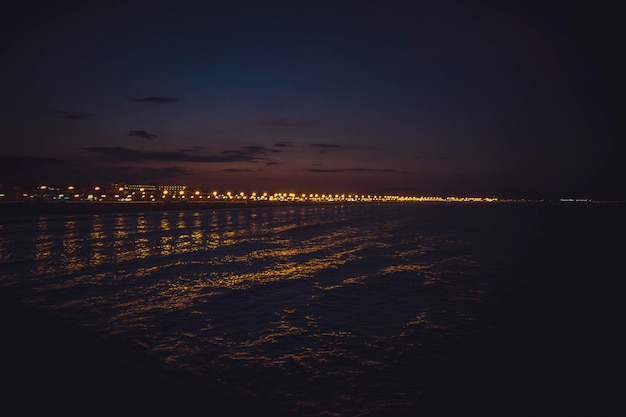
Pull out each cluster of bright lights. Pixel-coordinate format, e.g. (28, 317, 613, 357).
(7, 184, 503, 204)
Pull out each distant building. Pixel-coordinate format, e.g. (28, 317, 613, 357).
(157, 185, 187, 192)
(123, 184, 158, 192)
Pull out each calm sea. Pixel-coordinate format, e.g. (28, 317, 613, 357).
(0, 202, 621, 416)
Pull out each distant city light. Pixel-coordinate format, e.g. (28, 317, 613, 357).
(7, 181, 587, 205)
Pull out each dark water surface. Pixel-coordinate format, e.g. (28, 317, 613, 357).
(0, 203, 621, 416)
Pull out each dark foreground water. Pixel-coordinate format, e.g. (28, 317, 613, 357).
(0, 202, 622, 416)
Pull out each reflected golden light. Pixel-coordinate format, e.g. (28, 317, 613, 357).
(160, 236, 173, 256)
(177, 213, 186, 229)
(404, 312, 429, 329)
(134, 232, 151, 258)
(88, 218, 107, 266)
(61, 220, 82, 272)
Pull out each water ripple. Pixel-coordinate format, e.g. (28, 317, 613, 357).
(1, 203, 582, 417)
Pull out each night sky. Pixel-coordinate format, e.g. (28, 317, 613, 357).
(1, 0, 622, 199)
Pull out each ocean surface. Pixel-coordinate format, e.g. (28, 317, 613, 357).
(0, 202, 622, 416)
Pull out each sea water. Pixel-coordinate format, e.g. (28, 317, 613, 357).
(0, 202, 621, 416)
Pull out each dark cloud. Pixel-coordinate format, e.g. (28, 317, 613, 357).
(308, 168, 407, 174)
(312, 143, 343, 153)
(129, 96, 178, 103)
(273, 141, 293, 148)
(257, 119, 308, 128)
(83, 146, 263, 163)
(56, 111, 95, 119)
(312, 143, 342, 149)
(269, 142, 293, 154)
(221, 168, 257, 172)
(223, 145, 267, 156)
(266, 161, 279, 166)
(128, 130, 158, 140)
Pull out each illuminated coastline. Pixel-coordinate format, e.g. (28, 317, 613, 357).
(1, 183, 619, 207)
(2, 182, 510, 204)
